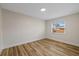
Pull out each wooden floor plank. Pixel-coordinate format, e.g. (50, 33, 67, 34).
(1, 39, 79, 56)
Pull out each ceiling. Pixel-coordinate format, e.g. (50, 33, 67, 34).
(0, 3, 79, 20)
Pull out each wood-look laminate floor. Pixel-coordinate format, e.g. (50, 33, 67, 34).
(1, 39, 79, 56)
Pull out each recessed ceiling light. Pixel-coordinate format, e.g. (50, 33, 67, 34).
(40, 8, 46, 12)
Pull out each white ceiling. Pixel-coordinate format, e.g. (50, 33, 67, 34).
(0, 3, 79, 20)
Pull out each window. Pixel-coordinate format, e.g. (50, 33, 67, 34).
(51, 20, 65, 33)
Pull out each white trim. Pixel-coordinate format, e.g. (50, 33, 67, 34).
(3, 38, 44, 49)
(47, 37, 79, 47)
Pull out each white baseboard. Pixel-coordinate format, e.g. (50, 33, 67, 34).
(3, 38, 44, 49)
(47, 37, 79, 47)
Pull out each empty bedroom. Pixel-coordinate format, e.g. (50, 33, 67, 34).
(0, 3, 79, 56)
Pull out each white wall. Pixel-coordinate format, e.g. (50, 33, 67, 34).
(1, 8, 79, 49)
(0, 8, 3, 51)
(46, 13, 79, 46)
(2, 9, 45, 49)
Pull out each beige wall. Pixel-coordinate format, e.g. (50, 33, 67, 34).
(2, 9, 45, 49)
(46, 13, 79, 46)
(0, 8, 3, 51)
